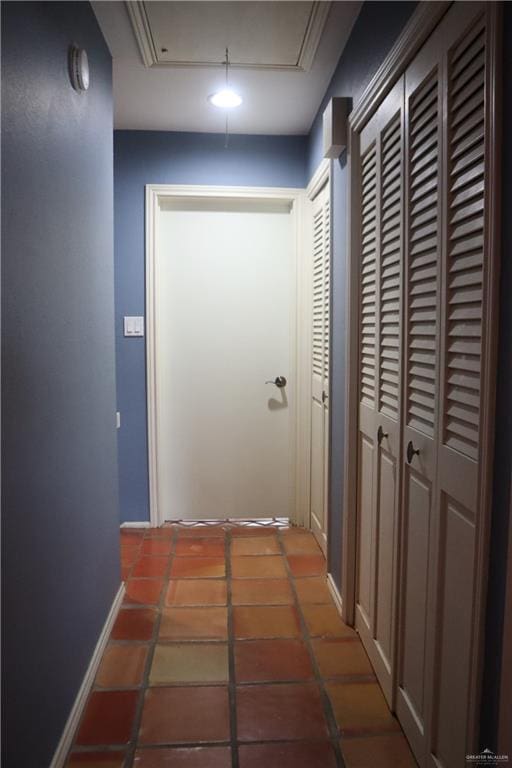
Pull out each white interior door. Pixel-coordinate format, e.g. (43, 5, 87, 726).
(310, 182, 330, 554)
(154, 198, 294, 521)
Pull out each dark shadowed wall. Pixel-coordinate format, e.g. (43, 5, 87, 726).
(1, 3, 120, 766)
(481, 2, 512, 750)
(307, 1, 417, 589)
(114, 131, 308, 523)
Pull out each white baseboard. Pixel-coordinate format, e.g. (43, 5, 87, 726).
(120, 521, 150, 528)
(49, 582, 126, 768)
(327, 572, 343, 617)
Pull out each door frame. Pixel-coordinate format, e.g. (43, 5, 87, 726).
(145, 183, 310, 528)
(307, 158, 330, 201)
(342, 0, 501, 750)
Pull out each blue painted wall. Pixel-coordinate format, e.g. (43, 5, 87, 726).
(306, 1, 417, 589)
(113, 5, 417, 538)
(1, 3, 120, 766)
(114, 131, 308, 522)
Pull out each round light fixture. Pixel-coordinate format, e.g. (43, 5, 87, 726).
(208, 88, 242, 109)
(69, 45, 90, 92)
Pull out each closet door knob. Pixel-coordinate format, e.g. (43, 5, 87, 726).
(406, 440, 420, 464)
(377, 425, 388, 445)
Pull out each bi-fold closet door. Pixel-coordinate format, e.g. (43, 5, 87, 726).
(310, 181, 330, 554)
(355, 2, 497, 766)
(400, 5, 492, 766)
(355, 77, 404, 707)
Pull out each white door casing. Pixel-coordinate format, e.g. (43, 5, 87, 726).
(146, 185, 311, 528)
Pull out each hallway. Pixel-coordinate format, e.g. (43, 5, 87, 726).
(3, 2, 511, 766)
(67, 523, 416, 767)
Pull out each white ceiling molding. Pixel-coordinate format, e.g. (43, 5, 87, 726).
(126, 0, 331, 71)
(91, 0, 362, 133)
(125, 1, 158, 68)
(296, 3, 332, 72)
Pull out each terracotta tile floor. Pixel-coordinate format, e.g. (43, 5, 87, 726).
(67, 521, 417, 768)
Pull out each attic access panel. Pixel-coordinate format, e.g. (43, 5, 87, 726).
(126, 1, 331, 71)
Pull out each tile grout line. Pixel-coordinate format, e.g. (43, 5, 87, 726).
(277, 529, 346, 768)
(71, 524, 373, 766)
(226, 527, 240, 768)
(89, 669, 377, 694)
(123, 527, 177, 768)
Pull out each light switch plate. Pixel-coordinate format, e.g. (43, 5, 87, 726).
(124, 316, 144, 337)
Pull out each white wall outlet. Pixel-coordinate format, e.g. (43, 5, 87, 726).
(116, 411, 121, 429)
(124, 316, 144, 337)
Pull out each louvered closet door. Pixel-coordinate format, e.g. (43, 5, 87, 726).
(310, 182, 330, 553)
(428, 5, 489, 767)
(397, 28, 442, 761)
(397, 4, 492, 766)
(355, 77, 404, 706)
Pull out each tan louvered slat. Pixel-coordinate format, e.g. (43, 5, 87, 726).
(379, 114, 402, 418)
(443, 20, 485, 461)
(360, 144, 378, 406)
(406, 71, 439, 437)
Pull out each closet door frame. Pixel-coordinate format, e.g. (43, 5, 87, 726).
(342, 0, 502, 749)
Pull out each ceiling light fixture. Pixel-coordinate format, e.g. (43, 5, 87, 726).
(208, 47, 242, 110)
(208, 89, 242, 109)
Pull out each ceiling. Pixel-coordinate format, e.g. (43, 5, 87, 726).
(92, 1, 362, 135)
